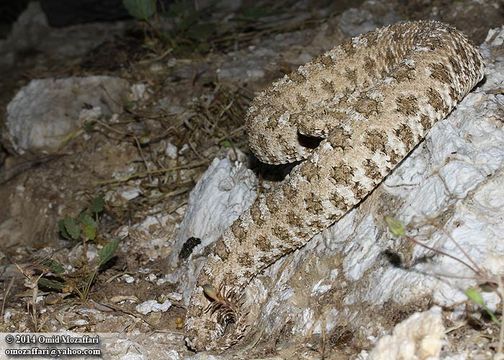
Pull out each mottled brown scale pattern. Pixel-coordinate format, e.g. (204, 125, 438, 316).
(319, 54, 335, 67)
(296, 94, 308, 108)
(345, 68, 358, 85)
(321, 79, 335, 95)
(266, 115, 278, 130)
(424, 36, 443, 50)
(231, 222, 246, 242)
(222, 271, 239, 286)
(449, 56, 463, 75)
(307, 218, 324, 230)
(305, 192, 324, 213)
(430, 62, 452, 84)
(185, 21, 485, 352)
(286, 211, 304, 228)
(395, 123, 416, 148)
(364, 56, 377, 76)
(365, 130, 388, 153)
(394, 66, 416, 82)
(242, 270, 254, 280)
(254, 234, 272, 252)
(419, 114, 432, 130)
(327, 127, 352, 150)
(396, 95, 419, 116)
(330, 191, 347, 209)
(363, 159, 382, 179)
(332, 163, 355, 185)
(387, 148, 404, 166)
(363, 31, 379, 47)
(456, 44, 470, 65)
(237, 253, 253, 267)
(300, 162, 319, 182)
(426, 87, 447, 112)
(272, 225, 291, 242)
(213, 241, 230, 261)
(341, 41, 356, 56)
(258, 255, 273, 266)
(265, 194, 280, 213)
(282, 183, 298, 201)
(249, 202, 265, 226)
(289, 71, 306, 83)
(354, 182, 370, 199)
(385, 48, 396, 68)
(355, 95, 380, 116)
(392, 29, 403, 41)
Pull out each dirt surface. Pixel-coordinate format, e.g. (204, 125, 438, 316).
(0, 0, 502, 358)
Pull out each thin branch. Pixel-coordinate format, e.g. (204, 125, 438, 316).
(94, 160, 209, 186)
(406, 235, 481, 276)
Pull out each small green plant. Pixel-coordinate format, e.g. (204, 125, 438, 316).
(385, 215, 504, 354)
(37, 238, 120, 301)
(122, 0, 290, 57)
(220, 139, 233, 148)
(38, 196, 120, 301)
(74, 237, 121, 301)
(384, 216, 405, 237)
(58, 195, 104, 243)
(465, 287, 500, 324)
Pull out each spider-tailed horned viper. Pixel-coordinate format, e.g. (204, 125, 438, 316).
(184, 20, 485, 352)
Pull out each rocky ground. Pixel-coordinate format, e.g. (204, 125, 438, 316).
(0, 1, 502, 359)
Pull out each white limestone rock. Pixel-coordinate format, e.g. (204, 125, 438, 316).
(135, 300, 172, 315)
(367, 307, 444, 360)
(6, 76, 129, 153)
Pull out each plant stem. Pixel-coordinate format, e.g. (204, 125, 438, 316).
(406, 236, 481, 275)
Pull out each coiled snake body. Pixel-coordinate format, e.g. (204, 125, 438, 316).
(184, 20, 485, 352)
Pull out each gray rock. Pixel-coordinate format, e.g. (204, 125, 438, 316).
(6, 76, 129, 153)
(0, 2, 129, 67)
(338, 0, 402, 37)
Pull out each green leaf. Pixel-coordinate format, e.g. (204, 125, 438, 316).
(465, 287, 485, 306)
(98, 238, 121, 268)
(220, 140, 232, 148)
(124, 101, 135, 111)
(139, 135, 151, 145)
(465, 287, 501, 324)
(385, 216, 405, 237)
(62, 217, 81, 240)
(80, 213, 97, 241)
(38, 277, 65, 291)
(83, 121, 95, 133)
(89, 195, 105, 214)
(58, 219, 71, 240)
(42, 259, 65, 274)
(123, 0, 157, 21)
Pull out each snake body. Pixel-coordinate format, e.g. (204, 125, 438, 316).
(184, 20, 485, 352)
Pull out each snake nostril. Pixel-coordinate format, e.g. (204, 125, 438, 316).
(297, 131, 323, 149)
